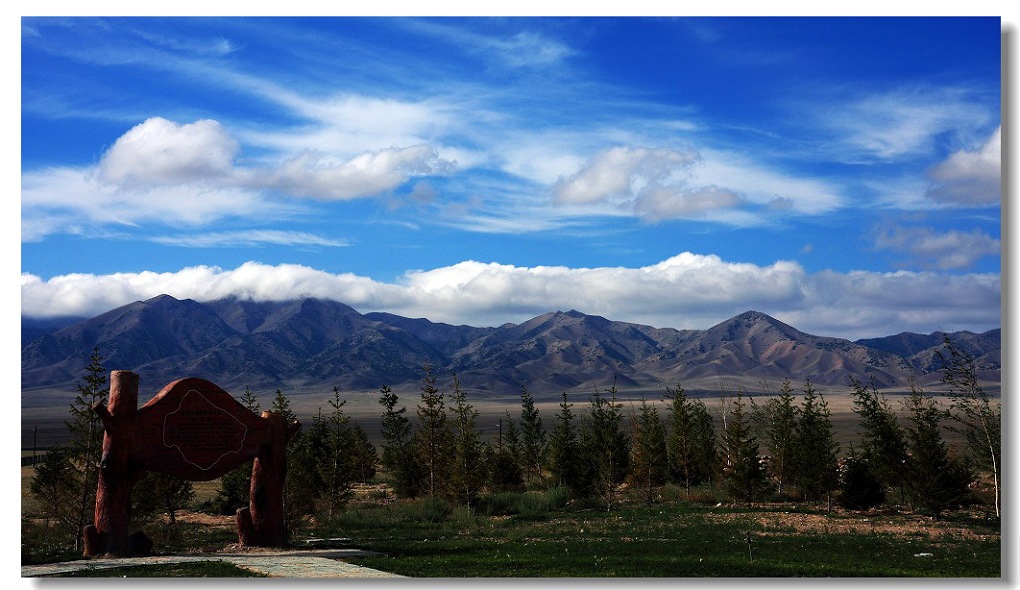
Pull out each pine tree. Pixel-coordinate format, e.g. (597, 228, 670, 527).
(580, 381, 629, 509)
(628, 397, 667, 506)
(756, 379, 798, 496)
(937, 336, 1001, 517)
(850, 378, 907, 504)
(490, 412, 525, 493)
(689, 397, 718, 492)
(133, 471, 196, 525)
(519, 386, 547, 486)
(322, 386, 354, 522)
(271, 389, 313, 528)
(378, 385, 422, 498)
(29, 445, 81, 545)
(902, 382, 973, 516)
(449, 375, 485, 506)
(721, 390, 769, 507)
(348, 423, 378, 484)
(286, 409, 325, 519)
(65, 347, 108, 552)
(837, 444, 885, 510)
(414, 364, 452, 497)
(547, 392, 580, 492)
(665, 383, 716, 496)
(791, 382, 840, 507)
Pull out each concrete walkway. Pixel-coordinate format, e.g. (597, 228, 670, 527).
(22, 549, 403, 578)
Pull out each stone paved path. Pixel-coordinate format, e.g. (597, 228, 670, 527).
(22, 549, 403, 578)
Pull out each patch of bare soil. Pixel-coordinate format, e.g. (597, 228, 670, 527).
(702, 505, 998, 541)
(174, 510, 235, 529)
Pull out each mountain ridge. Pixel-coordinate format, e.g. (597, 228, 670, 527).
(21, 295, 1001, 397)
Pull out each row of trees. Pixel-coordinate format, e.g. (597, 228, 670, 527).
(30, 336, 999, 553)
(370, 338, 998, 517)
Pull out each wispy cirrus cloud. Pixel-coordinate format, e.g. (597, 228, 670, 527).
(808, 86, 997, 163)
(151, 230, 348, 249)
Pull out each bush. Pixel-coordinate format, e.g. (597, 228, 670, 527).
(838, 457, 886, 510)
(398, 496, 453, 523)
(21, 519, 80, 565)
(477, 487, 572, 517)
(479, 491, 524, 516)
(545, 486, 571, 510)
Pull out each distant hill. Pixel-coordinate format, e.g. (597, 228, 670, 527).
(21, 295, 1001, 397)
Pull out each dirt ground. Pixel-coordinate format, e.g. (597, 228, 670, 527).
(700, 505, 999, 541)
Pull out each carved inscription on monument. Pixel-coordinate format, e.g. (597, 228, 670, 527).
(162, 389, 248, 472)
(133, 377, 268, 481)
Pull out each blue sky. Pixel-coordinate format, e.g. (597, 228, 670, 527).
(19, 16, 1004, 339)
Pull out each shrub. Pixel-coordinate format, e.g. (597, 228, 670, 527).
(838, 457, 886, 510)
(398, 496, 453, 523)
(545, 486, 571, 510)
(479, 491, 522, 516)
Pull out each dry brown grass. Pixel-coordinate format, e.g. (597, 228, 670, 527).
(701, 505, 998, 542)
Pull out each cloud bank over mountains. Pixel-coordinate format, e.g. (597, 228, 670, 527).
(21, 252, 999, 341)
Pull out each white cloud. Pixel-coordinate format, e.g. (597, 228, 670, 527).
(22, 117, 457, 240)
(151, 230, 349, 248)
(926, 126, 1001, 206)
(786, 269, 1000, 338)
(21, 165, 294, 242)
(99, 118, 239, 186)
(551, 145, 844, 224)
(553, 146, 750, 221)
(399, 20, 576, 69)
(257, 145, 454, 200)
(872, 225, 1000, 270)
(496, 31, 576, 68)
(244, 94, 456, 157)
(819, 87, 994, 161)
(690, 149, 843, 215)
(554, 146, 699, 205)
(21, 254, 999, 340)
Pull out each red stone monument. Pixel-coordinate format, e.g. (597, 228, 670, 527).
(83, 370, 300, 557)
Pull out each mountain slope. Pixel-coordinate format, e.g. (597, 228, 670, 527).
(21, 296, 1000, 396)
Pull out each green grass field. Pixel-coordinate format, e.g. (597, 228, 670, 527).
(312, 491, 1000, 578)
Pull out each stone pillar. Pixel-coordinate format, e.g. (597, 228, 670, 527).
(87, 370, 143, 556)
(237, 411, 299, 547)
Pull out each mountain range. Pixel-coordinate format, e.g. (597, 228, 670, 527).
(21, 295, 1001, 398)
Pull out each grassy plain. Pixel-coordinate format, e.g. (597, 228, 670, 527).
(323, 490, 1001, 578)
(21, 469, 1001, 578)
(20, 383, 996, 577)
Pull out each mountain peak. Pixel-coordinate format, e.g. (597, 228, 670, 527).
(143, 294, 183, 305)
(734, 310, 775, 324)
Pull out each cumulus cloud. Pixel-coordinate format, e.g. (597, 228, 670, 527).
(553, 146, 747, 221)
(22, 117, 456, 240)
(926, 126, 1001, 206)
(551, 146, 845, 225)
(21, 253, 999, 340)
(257, 145, 454, 200)
(99, 118, 239, 186)
(872, 225, 1000, 270)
